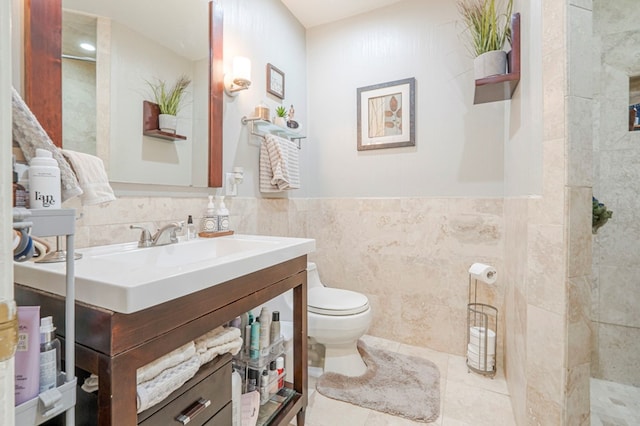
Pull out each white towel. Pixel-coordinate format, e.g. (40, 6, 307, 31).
(195, 326, 241, 353)
(11, 87, 83, 202)
(61, 149, 116, 206)
(136, 355, 201, 413)
(259, 134, 300, 192)
(136, 341, 196, 385)
(198, 337, 243, 365)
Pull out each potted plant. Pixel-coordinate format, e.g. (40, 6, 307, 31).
(147, 75, 191, 133)
(458, 0, 513, 79)
(274, 105, 287, 127)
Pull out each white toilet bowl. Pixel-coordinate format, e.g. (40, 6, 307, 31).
(283, 263, 372, 377)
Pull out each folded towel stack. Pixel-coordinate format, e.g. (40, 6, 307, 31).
(259, 134, 300, 192)
(136, 355, 201, 413)
(195, 326, 243, 365)
(80, 326, 244, 414)
(61, 149, 116, 206)
(136, 342, 196, 385)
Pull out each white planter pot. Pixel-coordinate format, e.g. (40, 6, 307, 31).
(474, 50, 507, 80)
(274, 116, 287, 128)
(158, 114, 178, 133)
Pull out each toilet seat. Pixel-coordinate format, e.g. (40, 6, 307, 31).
(307, 287, 369, 316)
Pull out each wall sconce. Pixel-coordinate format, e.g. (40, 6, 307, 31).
(224, 57, 252, 96)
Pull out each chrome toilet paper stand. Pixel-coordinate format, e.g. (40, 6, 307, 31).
(466, 273, 498, 377)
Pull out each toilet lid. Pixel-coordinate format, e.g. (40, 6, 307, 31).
(307, 287, 369, 316)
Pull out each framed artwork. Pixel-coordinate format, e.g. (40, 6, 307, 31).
(357, 77, 415, 151)
(267, 63, 285, 99)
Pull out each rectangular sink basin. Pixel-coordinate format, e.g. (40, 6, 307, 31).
(14, 234, 315, 313)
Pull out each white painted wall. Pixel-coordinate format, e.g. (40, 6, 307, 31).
(1, 1, 15, 423)
(503, 0, 543, 196)
(305, 0, 507, 197)
(221, 0, 307, 198)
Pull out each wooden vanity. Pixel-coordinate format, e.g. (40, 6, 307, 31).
(15, 256, 308, 425)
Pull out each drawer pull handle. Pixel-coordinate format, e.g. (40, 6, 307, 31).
(175, 397, 211, 424)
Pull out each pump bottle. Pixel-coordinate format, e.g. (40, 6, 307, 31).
(39, 316, 61, 393)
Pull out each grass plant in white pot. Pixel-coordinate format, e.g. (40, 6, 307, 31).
(147, 75, 191, 133)
(458, 0, 513, 80)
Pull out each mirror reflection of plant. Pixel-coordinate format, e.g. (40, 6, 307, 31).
(457, 0, 513, 57)
(147, 75, 192, 116)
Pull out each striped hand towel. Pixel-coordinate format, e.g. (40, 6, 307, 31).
(260, 134, 300, 192)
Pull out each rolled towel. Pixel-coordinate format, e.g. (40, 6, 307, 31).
(136, 355, 201, 413)
(198, 336, 243, 365)
(136, 341, 196, 385)
(194, 326, 241, 353)
(61, 149, 116, 206)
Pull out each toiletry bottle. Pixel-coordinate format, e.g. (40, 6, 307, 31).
(29, 149, 61, 209)
(268, 361, 278, 395)
(231, 367, 242, 426)
(15, 306, 40, 405)
(216, 195, 229, 231)
(276, 356, 285, 389)
(260, 370, 270, 404)
(186, 215, 196, 240)
(250, 319, 260, 360)
(259, 307, 270, 350)
(201, 195, 218, 234)
(270, 311, 281, 343)
(39, 316, 61, 393)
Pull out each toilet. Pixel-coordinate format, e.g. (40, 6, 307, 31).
(267, 262, 372, 377)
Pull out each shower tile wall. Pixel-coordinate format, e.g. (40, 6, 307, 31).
(592, 0, 640, 387)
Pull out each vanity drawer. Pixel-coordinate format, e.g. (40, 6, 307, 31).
(138, 354, 231, 426)
(203, 402, 232, 426)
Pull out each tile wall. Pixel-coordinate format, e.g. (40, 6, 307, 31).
(65, 195, 505, 359)
(591, 0, 640, 388)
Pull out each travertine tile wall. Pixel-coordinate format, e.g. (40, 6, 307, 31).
(504, 0, 594, 425)
(66, 195, 505, 358)
(592, 0, 640, 387)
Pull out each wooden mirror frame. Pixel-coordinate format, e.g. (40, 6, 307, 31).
(23, 0, 223, 187)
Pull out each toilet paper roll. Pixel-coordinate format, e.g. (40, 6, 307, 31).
(468, 263, 497, 285)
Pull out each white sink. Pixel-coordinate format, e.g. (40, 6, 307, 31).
(14, 234, 315, 313)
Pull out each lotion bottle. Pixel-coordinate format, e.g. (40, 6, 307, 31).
(259, 307, 270, 350)
(201, 195, 218, 234)
(39, 316, 61, 393)
(186, 215, 196, 240)
(29, 149, 61, 209)
(231, 367, 242, 426)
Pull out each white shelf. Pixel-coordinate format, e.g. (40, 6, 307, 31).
(241, 117, 306, 148)
(13, 208, 77, 425)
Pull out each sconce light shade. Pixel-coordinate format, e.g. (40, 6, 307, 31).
(224, 56, 252, 96)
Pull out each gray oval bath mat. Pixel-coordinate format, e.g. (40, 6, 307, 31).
(316, 340, 440, 423)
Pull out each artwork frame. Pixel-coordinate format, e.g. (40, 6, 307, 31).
(267, 63, 285, 99)
(357, 77, 415, 151)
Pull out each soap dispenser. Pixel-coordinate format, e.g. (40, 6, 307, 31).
(201, 195, 218, 234)
(216, 195, 229, 231)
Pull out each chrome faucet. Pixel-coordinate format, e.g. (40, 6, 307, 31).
(130, 222, 183, 248)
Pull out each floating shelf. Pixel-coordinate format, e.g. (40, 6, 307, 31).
(142, 101, 187, 141)
(241, 116, 306, 148)
(473, 13, 521, 105)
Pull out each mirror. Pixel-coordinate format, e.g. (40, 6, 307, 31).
(630, 75, 640, 131)
(23, 0, 222, 187)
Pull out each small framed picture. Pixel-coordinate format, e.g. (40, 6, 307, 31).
(357, 77, 416, 151)
(267, 63, 285, 99)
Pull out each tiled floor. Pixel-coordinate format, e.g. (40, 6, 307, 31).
(294, 335, 516, 426)
(591, 378, 640, 426)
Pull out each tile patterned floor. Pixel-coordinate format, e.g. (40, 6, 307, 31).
(293, 335, 517, 426)
(591, 378, 640, 426)
(290, 336, 640, 426)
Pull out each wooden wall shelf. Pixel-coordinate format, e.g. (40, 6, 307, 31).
(142, 100, 187, 141)
(473, 13, 521, 105)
